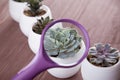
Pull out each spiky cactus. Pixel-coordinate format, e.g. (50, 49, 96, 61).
(33, 16, 53, 34)
(25, 0, 45, 16)
(44, 28, 82, 59)
(14, 0, 27, 2)
(87, 43, 120, 67)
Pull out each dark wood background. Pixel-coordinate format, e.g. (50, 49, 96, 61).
(0, 0, 120, 80)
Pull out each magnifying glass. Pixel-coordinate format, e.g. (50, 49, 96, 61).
(12, 19, 90, 80)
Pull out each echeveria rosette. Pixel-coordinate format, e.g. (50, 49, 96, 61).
(44, 28, 82, 59)
(87, 43, 120, 67)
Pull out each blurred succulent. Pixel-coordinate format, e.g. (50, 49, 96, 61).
(87, 43, 120, 67)
(14, 0, 27, 2)
(44, 28, 82, 59)
(25, 0, 45, 16)
(33, 16, 53, 34)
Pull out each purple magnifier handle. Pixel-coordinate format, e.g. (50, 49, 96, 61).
(12, 19, 90, 80)
(12, 50, 58, 80)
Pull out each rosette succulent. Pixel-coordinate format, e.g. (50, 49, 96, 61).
(87, 43, 120, 67)
(33, 16, 53, 34)
(44, 28, 82, 59)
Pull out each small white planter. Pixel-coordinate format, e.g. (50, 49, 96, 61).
(9, 0, 27, 22)
(28, 23, 63, 54)
(81, 58, 120, 80)
(47, 41, 86, 78)
(19, 5, 52, 37)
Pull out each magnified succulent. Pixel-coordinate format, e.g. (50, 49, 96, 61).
(33, 16, 53, 34)
(44, 28, 82, 59)
(87, 43, 120, 67)
(25, 0, 45, 16)
(14, 0, 27, 2)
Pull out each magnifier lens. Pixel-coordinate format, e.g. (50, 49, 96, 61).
(44, 22, 86, 66)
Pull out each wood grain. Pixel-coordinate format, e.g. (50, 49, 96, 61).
(0, 0, 120, 80)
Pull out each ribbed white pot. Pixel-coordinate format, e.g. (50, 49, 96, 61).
(9, 0, 27, 22)
(47, 41, 86, 78)
(19, 5, 52, 37)
(81, 58, 120, 80)
(28, 23, 63, 54)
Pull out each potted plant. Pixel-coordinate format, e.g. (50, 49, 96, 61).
(28, 16, 53, 54)
(44, 28, 86, 78)
(9, 0, 27, 22)
(81, 43, 120, 80)
(28, 16, 63, 54)
(19, 0, 52, 37)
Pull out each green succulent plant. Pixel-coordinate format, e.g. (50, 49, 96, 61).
(14, 0, 27, 2)
(33, 16, 53, 34)
(44, 28, 82, 59)
(87, 43, 120, 67)
(26, 0, 45, 16)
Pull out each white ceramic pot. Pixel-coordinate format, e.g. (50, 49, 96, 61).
(81, 58, 120, 80)
(28, 23, 63, 54)
(9, 0, 27, 22)
(47, 41, 86, 78)
(19, 5, 52, 37)
(28, 29, 41, 54)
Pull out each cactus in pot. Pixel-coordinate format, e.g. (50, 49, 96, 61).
(88, 43, 120, 67)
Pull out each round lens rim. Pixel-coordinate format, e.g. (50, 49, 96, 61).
(40, 19, 90, 68)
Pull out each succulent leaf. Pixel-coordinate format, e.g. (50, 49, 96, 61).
(90, 58, 103, 64)
(105, 58, 117, 64)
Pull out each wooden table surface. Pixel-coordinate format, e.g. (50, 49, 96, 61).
(0, 0, 120, 80)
